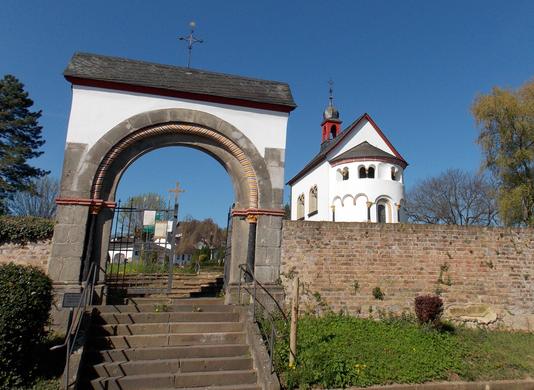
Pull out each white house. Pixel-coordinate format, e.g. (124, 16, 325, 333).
(288, 95, 408, 223)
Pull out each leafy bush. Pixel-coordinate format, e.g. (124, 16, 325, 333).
(372, 286, 384, 300)
(415, 295, 443, 324)
(0, 263, 53, 387)
(0, 216, 54, 245)
(275, 314, 465, 389)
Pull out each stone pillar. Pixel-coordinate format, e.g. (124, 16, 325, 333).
(254, 215, 283, 284)
(47, 203, 91, 330)
(48, 204, 90, 283)
(225, 216, 252, 304)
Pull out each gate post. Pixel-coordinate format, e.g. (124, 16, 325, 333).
(47, 203, 91, 330)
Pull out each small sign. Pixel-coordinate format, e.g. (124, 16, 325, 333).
(143, 210, 156, 226)
(143, 225, 155, 234)
(62, 293, 82, 308)
(154, 221, 168, 238)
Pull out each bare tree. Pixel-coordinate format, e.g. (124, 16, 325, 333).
(7, 176, 59, 218)
(118, 192, 168, 233)
(405, 169, 499, 226)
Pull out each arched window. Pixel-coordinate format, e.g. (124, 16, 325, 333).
(359, 166, 367, 178)
(309, 186, 318, 216)
(391, 167, 398, 181)
(330, 125, 337, 140)
(297, 194, 305, 220)
(377, 203, 386, 223)
(342, 167, 349, 180)
(367, 166, 375, 179)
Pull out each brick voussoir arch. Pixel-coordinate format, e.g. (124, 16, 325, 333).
(91, 122, 259, 208)
(83, 108, 275, 211)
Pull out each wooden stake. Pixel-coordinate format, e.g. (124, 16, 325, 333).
(289, 277, 299, 367)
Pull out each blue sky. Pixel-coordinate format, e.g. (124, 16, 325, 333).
(1, 0, 533, 226)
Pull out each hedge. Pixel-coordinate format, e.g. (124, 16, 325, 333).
(0, 216, 54, 245)
(0, 263, 53, 387)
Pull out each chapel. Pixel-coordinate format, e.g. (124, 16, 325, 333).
(287, 91, 408, 223)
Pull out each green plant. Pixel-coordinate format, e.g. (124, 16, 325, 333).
(275, 314, 465, 389)
(438, 262, 453, 286)
(352, 280, 360, 292)
(0, 216, 54, 245)
(372, 286, 384, 300)
(154, 303, 169, 312)
(0, 263, 53, 387)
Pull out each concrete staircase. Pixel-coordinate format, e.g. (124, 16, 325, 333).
(106, 271, 224, 299)
(83, 297, 261, 389)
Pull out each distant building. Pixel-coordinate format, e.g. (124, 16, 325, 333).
(288, 94, 408, 223)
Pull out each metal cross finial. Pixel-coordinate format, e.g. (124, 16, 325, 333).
(169, 181, 185, 203)
(178, 21, 204, 68)
(328, 79, 334, 106)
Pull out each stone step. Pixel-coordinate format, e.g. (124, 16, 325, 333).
(95, 311, 239, 325)
(90, 370, 257, 389)
(107, 275, 222, 282)
(94, 321, 243, 336)
(93, 331, 246, 349)
(92, 355, 252, 377)
(95, 303, 233, 314)
(92, 343, 250, 363)
(116, 288, 207, 296)
(175, 369, 257, 388)
(125, 297, 223, 305)
(176, 385, 261, 390)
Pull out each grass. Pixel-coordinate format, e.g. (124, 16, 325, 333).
(460, 328, 534, 380)
(271, 314, 534, 389)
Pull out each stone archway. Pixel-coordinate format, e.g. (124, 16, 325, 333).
(49, 108, 286, 301)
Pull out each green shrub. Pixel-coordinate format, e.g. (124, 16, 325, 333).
(0, 263, 53, 387)
(0, 216, 54, 245)
(372, 286, 384, 300)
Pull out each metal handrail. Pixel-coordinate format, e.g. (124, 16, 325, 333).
(51, 261, 98, 389)
(237, 264, 289, 373)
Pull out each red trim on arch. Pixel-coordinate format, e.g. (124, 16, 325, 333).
(231, 208, 286, 218)
(65, 76, 296, 113)
(56, 197, 116, 214)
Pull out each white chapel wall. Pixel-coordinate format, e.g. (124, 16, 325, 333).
(328, 120, 397, 158)
(290, 161, 330, 221)
(328, 160, 405, 223)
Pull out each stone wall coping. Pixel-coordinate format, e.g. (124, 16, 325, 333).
(283, 219, 534, 234)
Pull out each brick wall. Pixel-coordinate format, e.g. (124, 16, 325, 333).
(0, 240, 51, 272)
(280, 221, 534, 330)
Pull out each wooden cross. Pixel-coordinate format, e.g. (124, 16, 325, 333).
(169, 181, 185, 204)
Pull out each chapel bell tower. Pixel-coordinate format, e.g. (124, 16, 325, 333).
(321, 81, 342, 144)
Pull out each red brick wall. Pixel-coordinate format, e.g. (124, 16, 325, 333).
(0, 240, 51, 272)
(280, 221, 534, 330)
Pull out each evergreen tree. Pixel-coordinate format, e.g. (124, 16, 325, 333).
(0, 75, 47, 214)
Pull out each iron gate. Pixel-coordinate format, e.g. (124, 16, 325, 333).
(223, 203, 234, 288)
(106, 201, 177, 296)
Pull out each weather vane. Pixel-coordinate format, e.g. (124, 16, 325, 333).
(178, 21, 203, 68)
(328, 79, 334, 106)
